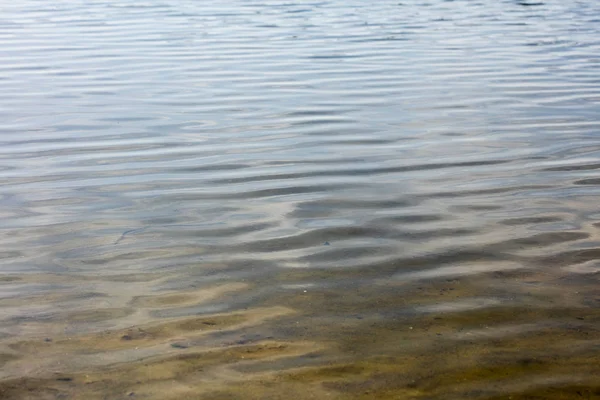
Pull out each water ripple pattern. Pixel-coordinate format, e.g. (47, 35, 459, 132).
(0, 0, 599, 399)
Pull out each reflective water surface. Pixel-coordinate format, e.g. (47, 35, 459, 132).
(1, 0, 600, 398)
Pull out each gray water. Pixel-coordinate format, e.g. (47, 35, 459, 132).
(1, 1, 600, 399)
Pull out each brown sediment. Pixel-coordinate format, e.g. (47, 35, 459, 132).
(0, 353, 18, 367)
(4, 305, 294, 375)
(1, 295, 599, 400)
(0, 324, 321, 400)
(0, 276, 22, 282)
(0, 291, 108, 308)
(0, 279, 251, 338)
(130, 282, 248, 308)
(1, 264, 599, 400)
(63, 307, 136, 323)
(484, 386, 600, 400)
(4, 272, 167, 284)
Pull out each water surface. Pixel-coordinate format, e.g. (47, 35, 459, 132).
(1, 0, 600, 399)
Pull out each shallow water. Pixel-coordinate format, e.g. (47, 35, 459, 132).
(1, 0, 600, 398)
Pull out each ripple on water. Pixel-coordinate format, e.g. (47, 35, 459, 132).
(0, 0, 600, 398)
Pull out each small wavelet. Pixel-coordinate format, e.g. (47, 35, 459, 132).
(0, 0, 599, 398)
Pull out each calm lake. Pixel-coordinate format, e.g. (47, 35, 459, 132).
(1, 0, 599, 398)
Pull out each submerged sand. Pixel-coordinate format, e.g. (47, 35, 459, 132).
(1, 266, 598, 400)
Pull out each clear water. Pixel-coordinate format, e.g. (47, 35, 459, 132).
(1, 0, 599, 398)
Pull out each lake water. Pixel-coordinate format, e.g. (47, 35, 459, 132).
(1, 0, 600, 398)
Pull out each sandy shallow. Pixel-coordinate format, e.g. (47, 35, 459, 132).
(1, 267, 599, 400)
